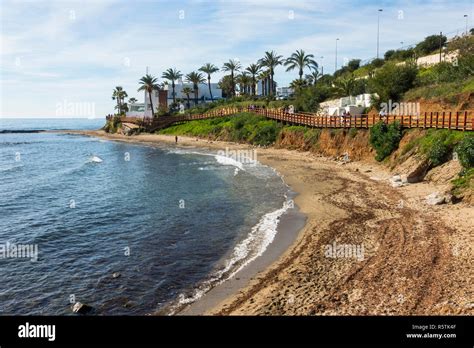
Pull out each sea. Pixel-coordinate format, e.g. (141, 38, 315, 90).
(0, 118, 291, 315)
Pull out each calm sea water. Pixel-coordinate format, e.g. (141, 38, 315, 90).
(0, 118, 289, 315)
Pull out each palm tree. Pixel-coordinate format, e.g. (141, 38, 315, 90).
(128, 97, 138, 104)
(181, 86, 193, 109)
(185, 71, 206, 105)
(199, 63, 219, 101)
(289, 78, 308, 91)
(236, 73, 252, 95)
(258, 70, 270, 96)
(284, 49, 318, 81)
(334, 75, 356, 97)
(112, 86, 128, 115)
(258, 51, 284, 96)
(305, 69, 321, 85)
(162, 68, 183, 104)
(137, 74, 160, 118)
(222, 59, 242, 97)
(245, 63, 261, 96)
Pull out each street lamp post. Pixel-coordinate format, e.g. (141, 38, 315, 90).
(335, 38, 339, 72)
(464, 15, 468, 36)
(377, 9, 383, 59)
(320, 56, 324, 76)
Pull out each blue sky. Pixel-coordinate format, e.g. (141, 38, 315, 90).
(1, 0, 473, 118)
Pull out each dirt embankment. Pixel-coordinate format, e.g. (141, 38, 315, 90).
(276, 126, 472, 203)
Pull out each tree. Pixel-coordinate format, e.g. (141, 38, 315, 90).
(218, 75, 234, 98)
(236, 73, 252, 95)
(289, 78, 308, 91)
(137, 74, 160, 118)
(222, 59, 242, 97)
(128, 97, 138, 104)
(245, 63, 261, 96)
(334, 75, 357, 97)
(185, 71, 206, 105)
(368, 62, 418, 108)
(162, 68, 183, 104)
(305, 70, 321, 85)
(257, 70, 270, 96)
(112, 86, 128, 115)
(284, 49, 318, 81)
(258, 51, 284, 96)
(415, 34, 447, 56)
(347, 59, 361, 71)
(199, 63, 220, 101)
(181, 87, 193, 109)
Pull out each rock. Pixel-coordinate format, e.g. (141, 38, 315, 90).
(112, 272, 121, 279)
(391, 175, 402, 182)
(395, 157, 430, 183)
(389, 175, 406, 187)
(72, 302, 93, 314)
(425, 192, 446, 205)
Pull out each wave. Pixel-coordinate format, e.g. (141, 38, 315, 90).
(171, 195, 290, 312)
(0, 164, 23, 172)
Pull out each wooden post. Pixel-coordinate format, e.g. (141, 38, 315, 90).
(463, 111, 467, 131)
(455, 111, 459, 130)
(448, 112, 452, 130)
(408, 114, 412, 128)
(429, 112, 433, 128)
(442, 112, 445, 129)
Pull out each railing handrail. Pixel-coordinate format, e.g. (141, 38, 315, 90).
(107, 106, 473, 131)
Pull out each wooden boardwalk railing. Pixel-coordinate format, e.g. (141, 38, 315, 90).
(249, 108, 473, 131)
(107, 107, 473, 131)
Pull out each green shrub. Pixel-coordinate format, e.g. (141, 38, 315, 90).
(455, 134, 474, 168)
(428, 137, 451, 166)
(419, 129, 465, 167)
(451, 168, 474, 195)
(369, 121, 403, 161)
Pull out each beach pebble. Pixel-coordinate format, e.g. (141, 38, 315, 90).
(425, 192, 450, 205)
(72, 302, 93, 314)
(112, 272, 121, 279)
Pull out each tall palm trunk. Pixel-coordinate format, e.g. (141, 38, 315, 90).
(207, 76, 213, 101)
(269, 70, 274, 96)
(172, 82, 176, 103)
(299, 68, 303, 80)
(148, 91, 154, 118)
(194, 86, 198, 105)
(231, 72, 235, 97)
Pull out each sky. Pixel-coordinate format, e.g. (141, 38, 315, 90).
(1, 0, 473, 118)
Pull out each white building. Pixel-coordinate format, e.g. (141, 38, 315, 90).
(163, 81, 223, 103)
(319, 93, 374, 116)
(276, 86, 294, 99)
(126, 82, 223, 118)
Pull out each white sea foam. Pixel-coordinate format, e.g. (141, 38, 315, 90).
(173, 195, 290, 310)
(88, 156, 103, 163)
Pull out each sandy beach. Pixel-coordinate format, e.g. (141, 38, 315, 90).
(64, 130, 473, 316)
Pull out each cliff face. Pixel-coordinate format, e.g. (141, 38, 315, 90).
(276, 127, 472, 204)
